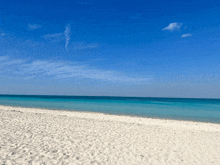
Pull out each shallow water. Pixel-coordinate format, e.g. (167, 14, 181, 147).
(0, 95, 220, 123)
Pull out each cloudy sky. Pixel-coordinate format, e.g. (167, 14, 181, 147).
(0, 0, 220, 98)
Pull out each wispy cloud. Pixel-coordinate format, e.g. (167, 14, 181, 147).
(64, 24, 71, 49)
(0, 56, 26, 73)
(0, 56, 25, 66)
(0, 56, 8, 61)
(42, 24, 71, 49)
(43, 30, 97, 51)
(43, 33, 64, 40)
(24, 40, 43, 47)
(28, 23, 42, 31)
(162, 23, 182, 31)
(0, 56, 151, 84)
(181, 33, 192, 38)
(73, 42, 99, 50)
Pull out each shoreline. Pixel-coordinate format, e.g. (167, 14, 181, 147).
(1, 105, 220, 164)
(1, 105, 220, 131)
(1, 95, 220, 125)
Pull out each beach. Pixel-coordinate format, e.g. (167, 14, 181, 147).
(0, 105, 220, 165)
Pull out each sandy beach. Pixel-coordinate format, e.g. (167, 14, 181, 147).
(0, 105, 220, 165)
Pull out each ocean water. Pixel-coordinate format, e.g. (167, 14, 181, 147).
(0, 95, 220, 123)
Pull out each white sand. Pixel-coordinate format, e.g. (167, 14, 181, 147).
(0, 105, 220, 165)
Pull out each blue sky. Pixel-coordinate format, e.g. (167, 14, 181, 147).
(0, 0, 220, 98)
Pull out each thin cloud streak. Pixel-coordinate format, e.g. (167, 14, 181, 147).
(0, 56, 25, 67)
(42, 24, 71, 49)
(64, 24, 71, 49)
(181, 33, 192, 38)
(162, 23, 182, 31)
(73, 42, 99, 50)
(28, 23, 42, 30)
(0, 56, 151, 84)
(0, 56, 8, 61)
(43, 33, 64, 40)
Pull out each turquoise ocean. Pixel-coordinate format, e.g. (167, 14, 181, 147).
(0, 95, 220, 124)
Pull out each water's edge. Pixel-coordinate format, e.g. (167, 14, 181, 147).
(1, 95, 220, 124)
(1, 104, 220, 124)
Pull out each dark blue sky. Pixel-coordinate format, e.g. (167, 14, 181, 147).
(0, 0, 220, 98)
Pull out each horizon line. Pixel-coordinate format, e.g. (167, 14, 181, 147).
(0, 94, 219, 100)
